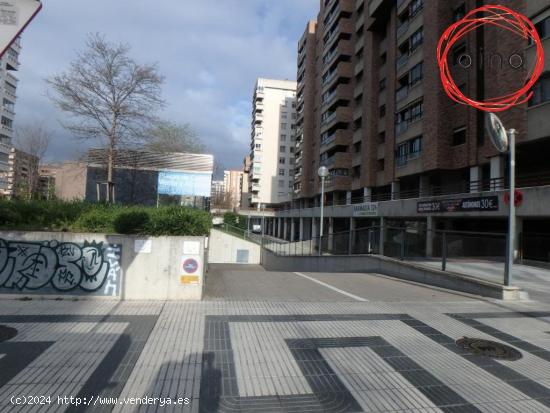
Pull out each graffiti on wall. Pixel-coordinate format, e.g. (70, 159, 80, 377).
(0, 239, 122, 296)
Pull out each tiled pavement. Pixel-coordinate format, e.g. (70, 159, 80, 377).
(2, 269, 550, 412)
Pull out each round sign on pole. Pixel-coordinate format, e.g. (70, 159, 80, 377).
(485, 113, 509, 153)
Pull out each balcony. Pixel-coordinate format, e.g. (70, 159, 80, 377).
(356, 0, 364, 9)
(322, 61, 353, 90)
(396, 54, 409, 70)
(321, 129, 351, 149)
(354, 58, 364, 76)
(321, 107, 353, 132)
(355, 13, 365, 32)
(354, 81, 363, 98)
(352, 152, 362, 165)
(353, 106, 363, 120)
(353, 128, 363, 142)
(396, 86, 408, 102)
(322, 38, 353, 68)
(396, 20, 409, 39)
(322, 83, 352, 108)
(320, 152, 352, 169)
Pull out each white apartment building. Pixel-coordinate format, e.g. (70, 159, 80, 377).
(0, 38, 19, 197)
(248, 78, 297, 209)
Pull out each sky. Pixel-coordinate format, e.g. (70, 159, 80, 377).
(14, 0, 319, 172)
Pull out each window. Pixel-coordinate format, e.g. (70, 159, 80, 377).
(396, 135, 422, 166)
(452, 127, 467, 146)
(410, 0, 423, 17)
(280, 146, 286, 152)
(281, 123, 287, 129)
(281, 113, 288, 119)
(380, 104, 386, 118)
(279, 169, 285, 176)
(379, 78, 386, 91)
(380, 52, 387, 65)
(378, 131, 386, 144)
(290, 147, 295, 153)
(1, 116, 13, 128)
(530, 73, 550, 106)
(410, 28, 423, 52)
(255, 143, 262, 149)
(3, 99, 14, 111)
(278, 180, 285, 188)
(410, 99, 423, 122)
(410, 135, 422, 155)
(410, 62, 423, 85)
(453, 4, 466, 22)
(279, 157, 286, 164)
(532, 16, 550, 43)
(377, 159, 385, 171)
(280, 134, 287, 141)
(289, 181, 293, 188)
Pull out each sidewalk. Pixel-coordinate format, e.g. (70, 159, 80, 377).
(409, 259, 550, 301)
(2, 293, 550, 412)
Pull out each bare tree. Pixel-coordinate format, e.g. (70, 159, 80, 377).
(145, 120, 205, 154)
(14, 122, 52, 199)
(47, 33, 165, 202)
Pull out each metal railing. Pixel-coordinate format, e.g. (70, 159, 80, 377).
(276, 174, 550, 212)
(260, 225, 509, 284)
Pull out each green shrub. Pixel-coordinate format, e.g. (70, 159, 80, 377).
(0, 200, 211, 236)
(145, 207, 212, 236)
(71, 206, 117, 233)
(223, 211, 247, 229)
(113, 210, 150, 234)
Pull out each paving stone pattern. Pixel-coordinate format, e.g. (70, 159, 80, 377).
(2, 300, 550, 412)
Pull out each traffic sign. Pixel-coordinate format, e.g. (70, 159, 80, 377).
(183, 258, 199, 274)
(0, 0, 42, 59)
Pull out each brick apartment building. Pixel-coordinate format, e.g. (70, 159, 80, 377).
(256, 0, 550, 263)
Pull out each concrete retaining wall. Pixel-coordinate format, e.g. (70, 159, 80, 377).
(208, 229, 261, 264)
(0, 231, 206, 301)
(261, 249, 520, 300)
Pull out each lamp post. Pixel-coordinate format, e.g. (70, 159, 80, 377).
(485, 113, 516, 287)
(318, 166, 329, 256)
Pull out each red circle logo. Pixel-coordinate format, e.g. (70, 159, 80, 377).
(437, 5, 544, 112)
(504, 189, 523, 207)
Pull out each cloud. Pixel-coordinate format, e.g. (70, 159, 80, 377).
(14, 0, 318, 171)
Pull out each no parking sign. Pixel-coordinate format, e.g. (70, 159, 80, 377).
(180, 255, 202, 285)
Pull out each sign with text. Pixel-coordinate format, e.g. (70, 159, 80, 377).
(0, 0, 42, 59)
(353, 202, 379, 217)
(157, 171, 212, 197)
(417, 196, 499, 214)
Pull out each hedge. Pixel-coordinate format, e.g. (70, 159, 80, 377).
(0, 200, 212, 236)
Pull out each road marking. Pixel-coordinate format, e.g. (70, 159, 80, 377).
(293, 272, 369, 302)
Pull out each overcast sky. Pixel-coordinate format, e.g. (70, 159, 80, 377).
(15, 0, 318, 172)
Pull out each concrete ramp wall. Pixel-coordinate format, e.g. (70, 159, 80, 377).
(208, 229, 261, 264)
(261, 249, 520, 300)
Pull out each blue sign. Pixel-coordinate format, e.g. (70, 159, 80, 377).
(158, 171, 212, 197)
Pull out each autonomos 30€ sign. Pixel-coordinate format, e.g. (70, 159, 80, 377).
(437, 5, 544, 112)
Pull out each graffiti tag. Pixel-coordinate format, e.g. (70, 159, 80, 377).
(0, 239, 122, 295)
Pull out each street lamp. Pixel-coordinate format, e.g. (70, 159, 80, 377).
(318, 166, 329, 256)
(485, 113, 516, 287)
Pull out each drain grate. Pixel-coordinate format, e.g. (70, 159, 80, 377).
(0, 325, 17, 343)
(456, 337, 522, 361)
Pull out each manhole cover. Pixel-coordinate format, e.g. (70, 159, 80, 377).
(0, 325, 17, 343)
(456, 337, 522, 360)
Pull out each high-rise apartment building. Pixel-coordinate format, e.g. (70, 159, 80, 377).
(248, 78, 297, 209)
(223, 169, 243, 210)
(0, 38, 19, 197)
(293, 0, 528, 207)
(262, 0, 550, 263)
(240, 156, 251, 209)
